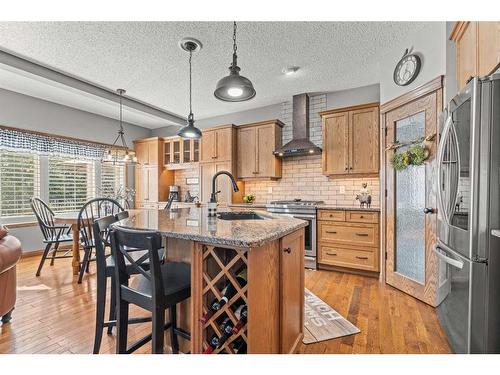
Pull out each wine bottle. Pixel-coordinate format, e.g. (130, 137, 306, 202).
(232, 304, 248, 334)
(200, 298, 220, 323)
(231, 337, 247, 354)
(200, 268, 247, 323)
(219, 268, 247, 307)
(203, 334, 220, 354)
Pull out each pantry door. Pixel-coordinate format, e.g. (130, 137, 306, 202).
(382, 78, 443, 307)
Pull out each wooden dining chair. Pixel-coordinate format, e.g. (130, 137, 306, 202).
(77, 197, 124, 284)
(30, 197, 73, 276)
(110, 226, 191, 354)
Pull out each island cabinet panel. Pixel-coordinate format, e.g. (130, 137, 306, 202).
(318, 209, 380, 275)
(236, 120, 283, 180)
(321, 103, 379, 177)
(279, 229, 305, 354)
(190, 228, 304, 354)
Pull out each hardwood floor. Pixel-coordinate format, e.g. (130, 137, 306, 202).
(0, 255, 451, 354)
(298, 269, 451, 354)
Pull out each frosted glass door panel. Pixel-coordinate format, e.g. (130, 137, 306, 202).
(395, 111, 426, 283)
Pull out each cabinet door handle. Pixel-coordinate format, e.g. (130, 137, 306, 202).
(355, 256, 368, 260)
(359, 215, 364, 218)
(326, 230, 337, 234)
(283, 247, 291, 254)
(355, 233, 369, 237)
(326, 252, 337, 256)
(252, 171, 259, 174)
(345, 166, 348, 171)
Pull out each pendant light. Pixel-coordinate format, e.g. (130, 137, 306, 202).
(178, 39, 203, 139)
(214, 22, 256, 102)
(103, 89, 137, 164)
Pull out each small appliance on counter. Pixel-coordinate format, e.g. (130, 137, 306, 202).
(168, 185, 180, 202)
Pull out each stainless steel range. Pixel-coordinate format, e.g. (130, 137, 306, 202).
(266, 199, 323, 269)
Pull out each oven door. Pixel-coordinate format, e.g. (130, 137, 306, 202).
(437, 78, 480, 259)
(292, 214, 316, 268)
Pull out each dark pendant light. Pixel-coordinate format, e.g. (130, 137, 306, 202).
(214, 22, 256, 102)
(178, 39, 203, 139)
(104, 88, 137, 164)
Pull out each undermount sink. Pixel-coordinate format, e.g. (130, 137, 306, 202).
(216, 211, 270, 221)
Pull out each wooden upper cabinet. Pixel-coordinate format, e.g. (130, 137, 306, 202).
(163, 136, 200, 165)
(478, 22, 500, 77)
(349, 106, 379, 174)
(200, 125, 234, 163)
(321, 103, 379, 177)
(451, 22, 500, 90)
(237, 120, 283, 179)
(134, 138, 160, 166)
(322, 112, 349, 175)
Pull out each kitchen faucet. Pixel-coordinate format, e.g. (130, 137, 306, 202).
(208, 170, 239, 216)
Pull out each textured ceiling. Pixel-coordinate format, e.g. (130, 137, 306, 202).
(0, 22, 429, 122)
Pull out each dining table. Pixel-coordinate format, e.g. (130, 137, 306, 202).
(53, 211, 81, 276)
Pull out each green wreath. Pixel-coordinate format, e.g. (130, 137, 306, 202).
(391, 145, 429, 171)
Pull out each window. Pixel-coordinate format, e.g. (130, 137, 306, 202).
(48, 156, 96, 212)
(0, 151, 40, 217)
(100, 163, 126, 199)
(0, 127, 130, 219)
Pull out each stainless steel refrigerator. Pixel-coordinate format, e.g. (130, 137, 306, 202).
(435, 73, 500, 353)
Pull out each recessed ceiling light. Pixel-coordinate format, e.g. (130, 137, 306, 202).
(282, 66, 299, 76)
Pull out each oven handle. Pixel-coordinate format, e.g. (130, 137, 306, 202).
(292, 214, 316, 220)
(434, 244, 464, 270)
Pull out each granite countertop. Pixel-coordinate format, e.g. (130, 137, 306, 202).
(115, 207, 308, 248)
(316, 204, 381, 212)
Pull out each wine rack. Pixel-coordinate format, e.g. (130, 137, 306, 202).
(200, 245, 248, 354)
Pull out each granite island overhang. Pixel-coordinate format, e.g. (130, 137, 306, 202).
(115, 207, 307, 354)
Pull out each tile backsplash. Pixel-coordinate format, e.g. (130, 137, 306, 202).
(244, 155, 380, 207)
(173, 167, 200, 201)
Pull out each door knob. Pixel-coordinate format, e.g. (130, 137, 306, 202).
(423, 207, 436, 214)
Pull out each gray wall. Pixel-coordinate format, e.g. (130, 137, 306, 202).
(151, 103, 282, 136)
(326, 84, 380, 110)
(379, 22, 446, 104)
(0, 88, 150, 145)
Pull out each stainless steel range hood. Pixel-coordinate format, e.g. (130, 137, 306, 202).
(274, 93, 322, 157)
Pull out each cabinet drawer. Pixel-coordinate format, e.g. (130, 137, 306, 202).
(136, 202, 158, 209)
(346, 211, 379, 223)
(318, 210, 345, 222)
(319, 222, 378, 247)
(319, 244, 378, 271)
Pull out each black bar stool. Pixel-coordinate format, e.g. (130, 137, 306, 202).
(110, 226, 191, 354)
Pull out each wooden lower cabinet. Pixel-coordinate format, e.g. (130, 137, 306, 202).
(318, 209, 380, 274)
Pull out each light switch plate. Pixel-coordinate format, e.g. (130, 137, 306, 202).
(339, 186, 345, 194)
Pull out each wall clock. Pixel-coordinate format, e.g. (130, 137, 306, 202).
(393, 49, 421, 86)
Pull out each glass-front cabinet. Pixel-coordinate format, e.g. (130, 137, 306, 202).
(163, 136, 200, 165)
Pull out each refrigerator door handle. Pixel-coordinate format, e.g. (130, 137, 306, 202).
(434, 245, 464, 269)
(437, 113, 453, 226)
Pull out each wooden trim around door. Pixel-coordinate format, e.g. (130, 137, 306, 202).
(380, 76, 444, 114)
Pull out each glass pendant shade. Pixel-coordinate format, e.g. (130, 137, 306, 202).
(178, 113, 202, 139)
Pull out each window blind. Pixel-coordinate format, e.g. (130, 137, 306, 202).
(0, 150, 40, 217)
(100, 163, 126, 199)
(48, 156, 96, 212)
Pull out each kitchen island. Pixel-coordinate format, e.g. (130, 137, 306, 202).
(115, 207, 307, 354)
